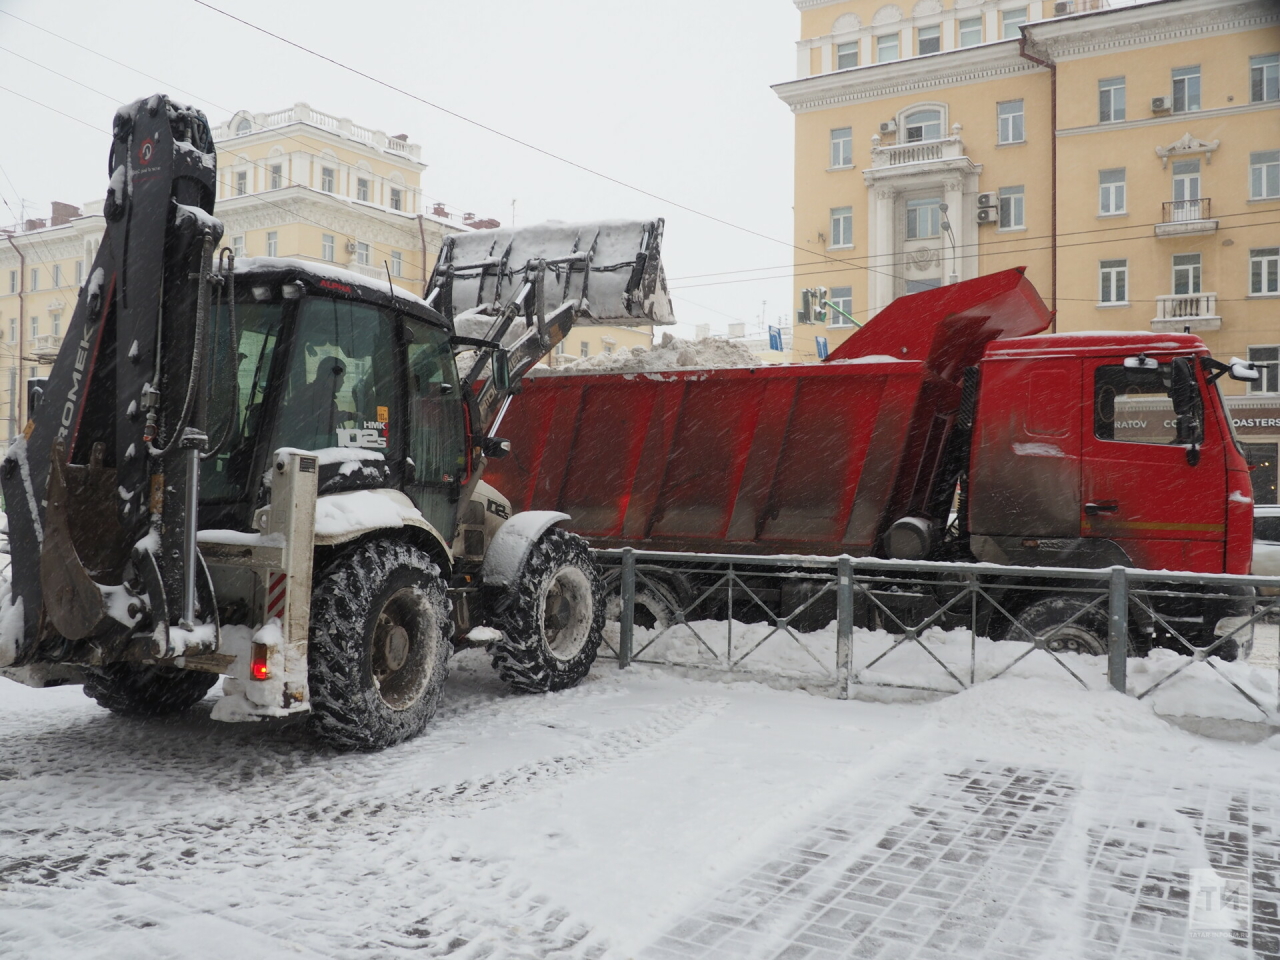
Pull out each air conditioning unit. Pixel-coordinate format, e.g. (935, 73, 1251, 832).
(1151, 96, 1171, 113)
(879, 120, 897, 135)
(976, 192, 997, 208)
(976, 207, 998, 224)
(1053, 0, 1073, 14)
(345, 241, 358, 253)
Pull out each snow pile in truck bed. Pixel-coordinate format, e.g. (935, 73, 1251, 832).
(536, 332, 760, 376)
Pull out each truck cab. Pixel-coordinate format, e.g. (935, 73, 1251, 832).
(970, 332, 1254, 576)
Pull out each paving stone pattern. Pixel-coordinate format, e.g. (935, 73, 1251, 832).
(644, 761, 1280, 960)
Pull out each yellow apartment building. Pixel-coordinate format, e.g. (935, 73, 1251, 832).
(773, 0, 1280, 495)
(0, 103, 652, 453)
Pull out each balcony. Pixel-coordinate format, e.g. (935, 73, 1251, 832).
(870, 136, 966, 169)
(1151, 292, 1221, 332)
(1154, 199, 1218, 238)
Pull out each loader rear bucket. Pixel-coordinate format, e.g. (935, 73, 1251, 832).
(430, 218, 673, 325)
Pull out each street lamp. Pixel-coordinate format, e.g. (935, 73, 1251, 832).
(939, 202, 959, 286)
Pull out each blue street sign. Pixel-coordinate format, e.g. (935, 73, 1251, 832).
(815, 336, 829, 360)
(768, 325, 783, 352)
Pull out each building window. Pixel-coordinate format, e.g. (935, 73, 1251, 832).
(8, 318, 14, 342)
(1172, 159, 1201, 214)
(1099, 259, 1128, 303)
(998, 186, 1024, 229)
(1252, 150, 1280, 200)
(603, 343, 614, 355)
(997, 100, 1024, 144)
(8, 271, 15, 294)
(1172, 253, 1201, 295)
(1172, 66, 1200, 113)
(270, 164, 282, 190)
(1252, 54, 1279, 103)
(52, 264, 61, 287)
(555, 341, 565, 356)
(917, 25, 940, 56)
(836, 41, 859, 70)
(1249, 346, 1280, 392)
(830, 127, 853, 168)
(1099, 168, 1126, 215)
(321, 167, 335, 193)
(906, 197, 942, 239)
(232, 235, 245, 258)
(51, 312, 61, 337)
(1001, 8, 1026, 39)
(356, 241, 370, 266)
(390, 187, 403, 211)
(390, 251, 403, 277)
(30, 268, 37, 292)
(958, 17, 982, 47)
(580, 341, 589, 358)
(357, 178, 369, 202)
(829, 206, 853, 247)
(322, 234, 335, 262)
(1099, 77, 1125, 123)
(75, 260, 83, 286)
(30, 316, 37, 338)
(877, 33, 899, 63)
(1252, 248, 1280, 295)
(235, 170, 247, 196)
(827, 286, 854, 326)
(235, 117, 252, 135)
(903, 108, 942, 142)
(266, 231, 277, 257)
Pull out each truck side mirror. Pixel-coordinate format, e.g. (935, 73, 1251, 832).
(1170, 357, 1196, 418)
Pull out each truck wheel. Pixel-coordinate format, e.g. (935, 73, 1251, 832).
(308, 540, 451, 751)
(83, 663, 218, 718)
(604, 568, 682, 632)
(1005, 596, 1109, 656)
(488, 528, 604, 693)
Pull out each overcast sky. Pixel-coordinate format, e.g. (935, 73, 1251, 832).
(0, 0, 799, 340)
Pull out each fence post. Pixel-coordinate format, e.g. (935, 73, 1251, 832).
(836, 556, 853, 699)
(619, 548, 635, 669)
(1108, 565, 1128, 694)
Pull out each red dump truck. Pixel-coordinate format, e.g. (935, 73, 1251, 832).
(485, 269, 1257, 656)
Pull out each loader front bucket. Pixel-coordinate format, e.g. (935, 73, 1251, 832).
(429, 218, 673, 326)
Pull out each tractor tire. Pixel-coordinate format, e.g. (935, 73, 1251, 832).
(307, 539, 451, 751)
(488, 528, 604, 693)
(1005, 596, 1110, 656)
(83, 663, 218, 718)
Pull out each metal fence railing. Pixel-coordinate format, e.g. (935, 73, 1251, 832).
(595, 547, 1280, 722)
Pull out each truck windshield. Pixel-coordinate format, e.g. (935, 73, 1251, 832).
(201, 300, 285, 502)
(1093, 362, 1204, 445)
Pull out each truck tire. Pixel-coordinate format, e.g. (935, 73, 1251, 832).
(307, 540, 451, 751)
(1004, 596, 1110, 656)
(604, 567, 683, 632)
(83, 663, 218, 718)
(488, 528, 604, 693)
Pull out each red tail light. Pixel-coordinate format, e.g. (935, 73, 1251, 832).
(251, 643, 271, 681)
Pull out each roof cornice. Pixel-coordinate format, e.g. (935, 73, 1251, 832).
(772, 40, 1039, 113)
(793, 0, 844, 9)
(1022, 0, 1278, 61)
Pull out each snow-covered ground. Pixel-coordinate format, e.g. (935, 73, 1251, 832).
(2, 645, 1278, 959)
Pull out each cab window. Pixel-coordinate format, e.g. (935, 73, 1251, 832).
(1094, 362, 1203, 445)
(404, 317, 466, 535)
(272, 298, 398, 455)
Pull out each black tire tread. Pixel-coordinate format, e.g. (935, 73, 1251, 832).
(488, 528, 604, 694)
(83, 664, 218, 718)
(307, 539, 451, 750)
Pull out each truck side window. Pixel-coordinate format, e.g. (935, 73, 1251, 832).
(1094, 364, 1203, 445)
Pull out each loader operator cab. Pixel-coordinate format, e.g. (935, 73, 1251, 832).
(200, 261, 467, 542)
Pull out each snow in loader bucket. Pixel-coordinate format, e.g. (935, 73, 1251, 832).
(429, 219, 673, 326)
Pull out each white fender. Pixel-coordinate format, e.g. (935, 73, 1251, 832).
(480, 511, 571, 589)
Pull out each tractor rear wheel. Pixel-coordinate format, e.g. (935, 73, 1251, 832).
(307, 540, 451, 750)
(488, 528, 604, 693)
(83, 663, 218, 718)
